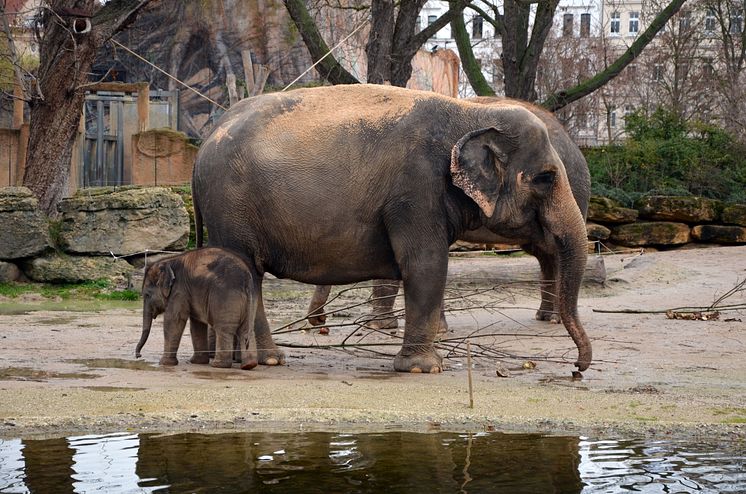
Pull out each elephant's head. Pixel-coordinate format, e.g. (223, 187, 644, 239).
(135, 261, 176, 358)
(450, 109, 592, 370)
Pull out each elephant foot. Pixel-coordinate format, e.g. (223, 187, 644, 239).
(535, 309, 561, 324)
(210, 358, 233, 368)
(393, 349, 442, 373)
(307, 314, 326, 326)
(241, 358, 258, 370)
(190, 354, 210, 365)
(258, 348, 286, 366)
(438, 318, 449, 334)
(366, 316, 398, 330)
(159, 356, 178, 366)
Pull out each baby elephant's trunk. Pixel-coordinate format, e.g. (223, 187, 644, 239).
(135, 308, 153, 358)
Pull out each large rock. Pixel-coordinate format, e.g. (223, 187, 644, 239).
(636, 196, 722, 223)
(587, 196, 638, 224)
(586, 222, 611, 240)
(0, 187, 50, 260)
(58, 187, 190, 256)
(22, 254, 135, 283)
(721, 204, 746, 227)
(691, 225, 746, 244)
(0, 261, 24, 283)
(611, 222, 691, 247)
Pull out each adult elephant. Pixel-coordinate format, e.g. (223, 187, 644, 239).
(193, 84, 592, 373)
(306, 96, 591, 329)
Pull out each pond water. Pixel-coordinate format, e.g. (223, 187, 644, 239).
(0, 431, 743, 493)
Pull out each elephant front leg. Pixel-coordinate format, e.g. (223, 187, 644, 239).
(189, 319, 210, 364)
(393, 266, 447, 374)
(161, 310, 188, 366)
(533, 247, 561, 323)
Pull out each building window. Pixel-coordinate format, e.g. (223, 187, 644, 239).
(703, 57, 714, 76)
(577, 112, 588, 129)
(472, 16, 483, 39)
(563, 13, 574, 37)
(629, 12, 639, 34)
(627, 64, 637, 77)
(679, 11, 691, 31)
(653, 63, 664, 81)
(610, 12, 620, 34)
(705, 9, 716, 32)
(731, 10, 743, 34)
(427, 15, 437, 26)
(580, 13, 591, 37)
(610, 109, 617, 128)
(415, 16, 421, 33)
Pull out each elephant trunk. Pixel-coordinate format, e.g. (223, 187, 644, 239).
(136, 307, 153, 358)
(546, 187, 593, 371)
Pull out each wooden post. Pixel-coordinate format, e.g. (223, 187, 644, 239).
(242, 50, 255, 96)
(12, 84, 24, 129)
(136, 83, 150, 132)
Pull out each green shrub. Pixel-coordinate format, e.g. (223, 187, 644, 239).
(585, 108, 746, 206)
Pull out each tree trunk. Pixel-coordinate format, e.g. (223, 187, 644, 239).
(451, 11, 496, 96)
(22, 0, 153, 215)
(366, 0, 396, 83)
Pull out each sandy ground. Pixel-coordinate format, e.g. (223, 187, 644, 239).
(0, 246, 744, 440)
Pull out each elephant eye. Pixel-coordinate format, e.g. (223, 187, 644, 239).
(532, 170, 556, 186)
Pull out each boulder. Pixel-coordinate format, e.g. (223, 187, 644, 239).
(0, 261, 24, 283)
(636, 196, 722, 223)
(691, 225, 746, 244)
(22, 253, 135, 284)
(611, 222, 691, 247)
(586, 222, 611, 240)
(587, 196, 638, 224)
(0, 187, 51, 260)
(57, 187, 190, 256)
(721, 204, 746, 227)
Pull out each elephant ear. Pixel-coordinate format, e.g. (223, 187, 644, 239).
(450, 127, 513, 217)
(157, 264, 176, 299)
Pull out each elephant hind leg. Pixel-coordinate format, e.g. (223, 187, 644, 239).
(307, 285, 332, 326)
(365, 280, 400, 330)
(253, 280, 285, 366)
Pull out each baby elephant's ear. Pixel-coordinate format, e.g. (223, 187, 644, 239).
(450, 127, 511, 218)
(158, 264, 176, 299)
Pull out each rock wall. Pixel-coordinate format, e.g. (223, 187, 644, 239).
(0, 187, 190, 284)
(587, 196, 746, 248)
(1, 187, 745, 285)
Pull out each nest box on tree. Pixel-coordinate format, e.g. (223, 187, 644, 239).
(55, 7, 92, 35)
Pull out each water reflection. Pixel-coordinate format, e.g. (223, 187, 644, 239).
(0, 431, 743, 493)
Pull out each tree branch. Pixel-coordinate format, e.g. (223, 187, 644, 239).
(451, 10, 496, 95)
(541, 0, 687, 111)
(283, 0, 360, 84)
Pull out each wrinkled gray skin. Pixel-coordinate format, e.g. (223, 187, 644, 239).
(193, 84, 592, 372)
(307, 96, 591, 330)
(135, 247, 259, 370)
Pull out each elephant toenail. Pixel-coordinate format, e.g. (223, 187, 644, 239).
(430, 367, 441, 374)
(410, 367, 422, 373)
(265, 357, 278, 366)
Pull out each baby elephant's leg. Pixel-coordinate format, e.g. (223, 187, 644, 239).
(189, 319, 210, 364)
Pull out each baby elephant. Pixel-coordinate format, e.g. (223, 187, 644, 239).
(135, 247, 259, 370)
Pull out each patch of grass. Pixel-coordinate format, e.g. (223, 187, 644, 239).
(0, 281, 141, 302)
(631, 415, 659, 422)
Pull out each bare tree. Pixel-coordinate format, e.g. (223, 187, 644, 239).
(283, 0, 469, 86)
(16, 0, 152, 215)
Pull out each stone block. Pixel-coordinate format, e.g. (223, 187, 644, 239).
(22, 254, 135, 283)
(586, 222, 611, 240)
(58, 187, 190, 256)
(721, 204, 746, 227)
(0, 261, 24, 283)
(0, 187, 50, 260)
(636, 196, 722, 223)
(611, 222, 691, 247)
(691, 225, 746, 244)
(588, 196, 638, 224)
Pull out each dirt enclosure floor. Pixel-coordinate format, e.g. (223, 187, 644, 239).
(0, 246, 744, 440)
